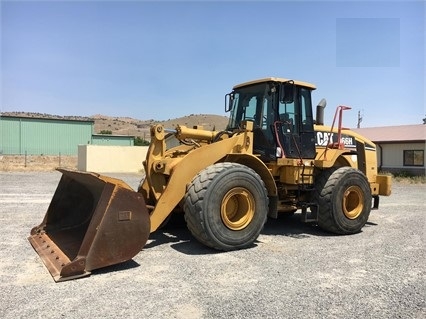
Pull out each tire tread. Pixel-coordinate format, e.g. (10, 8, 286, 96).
(184, 162, 267, 250)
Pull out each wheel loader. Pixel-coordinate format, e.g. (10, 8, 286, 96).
(28, 77, 392, 281)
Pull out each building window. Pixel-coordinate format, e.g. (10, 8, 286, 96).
(403, 150, 424, 166)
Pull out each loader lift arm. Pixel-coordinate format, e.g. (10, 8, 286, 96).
(140, 122, 277, 232)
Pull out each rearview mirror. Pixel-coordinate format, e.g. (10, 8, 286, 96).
(279, 81, 294, 104)
(225, 92, 234, 112)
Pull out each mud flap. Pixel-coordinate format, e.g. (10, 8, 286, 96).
(28, 169, 150, 282)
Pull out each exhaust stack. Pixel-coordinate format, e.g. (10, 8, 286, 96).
(316, 98, 327, 125)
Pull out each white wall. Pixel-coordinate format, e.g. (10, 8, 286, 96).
(381, 142, 425, 168)
(78, 145, 148, 173)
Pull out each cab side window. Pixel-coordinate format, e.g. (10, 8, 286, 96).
(300, 88, 314, 132)
(279, 100, 297, 133)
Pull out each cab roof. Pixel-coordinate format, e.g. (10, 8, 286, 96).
(233, 77, 316, 90)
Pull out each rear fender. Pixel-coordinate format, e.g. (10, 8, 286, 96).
(314, 149, 352, 169)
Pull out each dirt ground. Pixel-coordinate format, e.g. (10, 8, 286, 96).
(0, 155, 77, 171)
(0, 172, 424, 319)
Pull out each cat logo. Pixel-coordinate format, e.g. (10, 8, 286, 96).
(315, 131, 355, 148)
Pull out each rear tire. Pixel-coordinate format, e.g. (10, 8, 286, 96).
(314, 167, 372, 234)
(184, 162, 268, 251)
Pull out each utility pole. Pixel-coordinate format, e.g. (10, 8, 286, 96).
(357, 110, 363, 128)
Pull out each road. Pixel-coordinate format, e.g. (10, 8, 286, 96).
(0, 171, 424, 318)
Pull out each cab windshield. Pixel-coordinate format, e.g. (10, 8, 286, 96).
(227, 83, 273, 130)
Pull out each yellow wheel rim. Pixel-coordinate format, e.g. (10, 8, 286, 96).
(342, 186, 364, 219)
(221, 187, 255, 230)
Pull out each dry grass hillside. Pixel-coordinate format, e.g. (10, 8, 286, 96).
(92, 114, 229, 140)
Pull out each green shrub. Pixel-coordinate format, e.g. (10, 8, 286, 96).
(134, 137, 150, 146)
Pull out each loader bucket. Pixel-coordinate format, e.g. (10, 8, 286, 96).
(28, 169, 150, 282)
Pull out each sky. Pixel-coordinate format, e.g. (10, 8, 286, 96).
(1, 0, 425, 128)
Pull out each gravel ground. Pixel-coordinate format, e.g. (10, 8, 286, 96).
(0, 171, 425, 319)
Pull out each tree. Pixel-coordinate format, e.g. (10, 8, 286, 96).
(134, 136, 150, 146)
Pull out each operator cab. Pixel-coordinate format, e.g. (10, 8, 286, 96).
(225, 77, 316, 162)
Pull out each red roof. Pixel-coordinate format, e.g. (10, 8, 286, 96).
(353, 124, 426, 143)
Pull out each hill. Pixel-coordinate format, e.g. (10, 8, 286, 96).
(92, 113, 229, 139)
(1, 112, 229, 140)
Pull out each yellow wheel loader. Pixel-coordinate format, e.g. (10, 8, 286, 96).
(29, 77, 392, 281)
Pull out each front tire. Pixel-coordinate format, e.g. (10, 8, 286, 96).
(314, 167, 372, 234)
(184, 162, 268, 251)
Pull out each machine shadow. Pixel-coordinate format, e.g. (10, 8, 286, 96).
(144, 213, 217, 255)
(93, 213, 379, 277)
(143, 211, 379, 256)
(92, 259, 141, 276)
(262, 212, 378, 237)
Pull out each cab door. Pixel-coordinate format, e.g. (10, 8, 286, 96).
(277, 87, 316, 159)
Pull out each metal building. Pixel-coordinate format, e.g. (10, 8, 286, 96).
(92, 134, 134, 146)
(0, 115, 134, 156)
